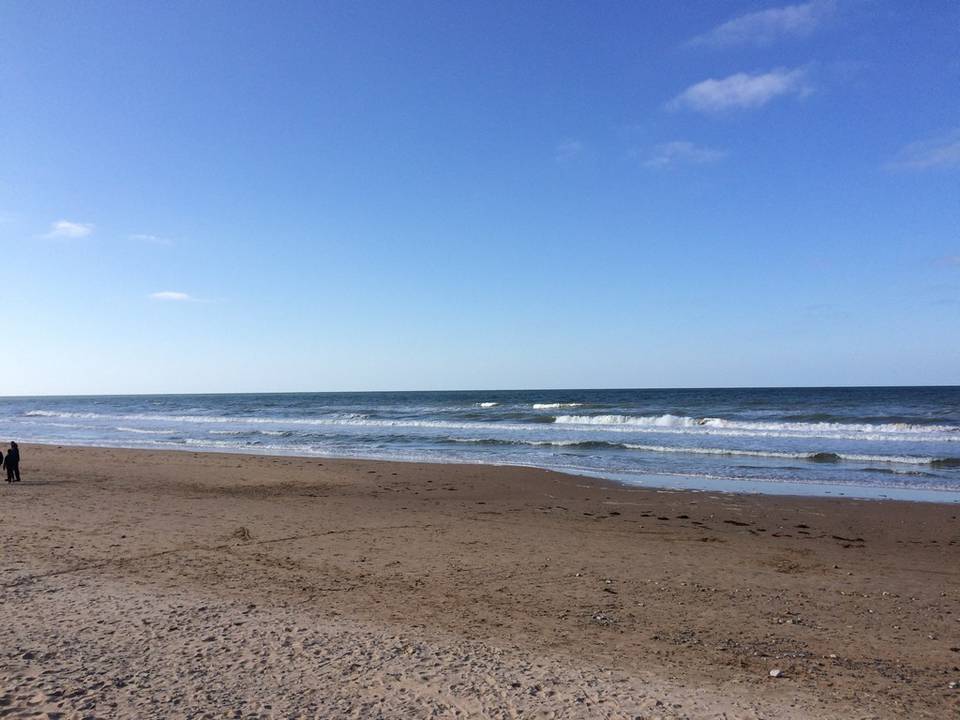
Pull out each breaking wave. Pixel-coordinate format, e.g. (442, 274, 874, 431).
(20, 409, 960, 443)
(26, 410, 100, 419)
(10, 389, 960, 501)
(115, 426, 174, 435)
(449, 437, 955, 466)
(24, 410, 372, 426)
(552, 413, 960, 439)
(208, 429, 293, 437)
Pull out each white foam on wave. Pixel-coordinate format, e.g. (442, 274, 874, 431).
(621, 444, 941, 466)
(450, 437, 945, 466)
(183, 438, 299, 452)
(475, 402, 499, 408)
(26, 410, 100, 419)
(18, 419, 80, 429)
(553, 413, 960, 439)
(556, 414, 692, 427)
(24, 409, 371, 426)
(19, 409, 960, 445)
(532, 403, 583, 409)
(209, 429, 290, 437)
(22, 409, 507, 432)
(115, 426, 174, 435)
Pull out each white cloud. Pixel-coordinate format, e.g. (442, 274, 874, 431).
(43, 220, 94, 238)
(644, 141, 727, 168)
(689, 1, 834, 48)
(130, 233, 174, 245)
(669, 68, 810, 113)
(888, 129, 960, 171)
(555, 139, 583, 163)
(149, 291, 193, 302)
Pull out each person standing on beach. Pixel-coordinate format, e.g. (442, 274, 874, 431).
(4, 442, 20, 483)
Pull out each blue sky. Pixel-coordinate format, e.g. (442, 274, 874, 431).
(1, 1, 958, 394)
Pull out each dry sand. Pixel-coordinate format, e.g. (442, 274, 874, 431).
(1, 444, 958, 718)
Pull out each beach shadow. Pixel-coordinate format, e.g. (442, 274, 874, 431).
(4, 479, 76, 486)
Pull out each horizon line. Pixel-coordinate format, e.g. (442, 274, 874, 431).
(1, 383, 958, 400)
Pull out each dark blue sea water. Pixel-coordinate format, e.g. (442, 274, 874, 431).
(2, 387, 959, 502)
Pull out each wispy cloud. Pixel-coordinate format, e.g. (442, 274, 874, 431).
(643, 141, 727, 168)
(937, 255, 960, 267)
(669, 67, 810, 113)
(887, 129, 960, 171)
(688, 1, 835, 48)
(801, 302, 845, 317)
(43, 220, 94, 239)
(555, 139, 583, 163)
(130, 233, 174, 246)
(149, 291, 193, 302)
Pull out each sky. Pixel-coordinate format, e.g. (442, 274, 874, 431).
(0, 0, 958, 395)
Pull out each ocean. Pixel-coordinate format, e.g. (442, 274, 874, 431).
(2, 387, 959, 502)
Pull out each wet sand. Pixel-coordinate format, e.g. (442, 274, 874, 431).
(1, 444, 958, 718)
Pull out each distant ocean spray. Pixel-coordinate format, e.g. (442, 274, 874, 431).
(2, 387, 959, 502)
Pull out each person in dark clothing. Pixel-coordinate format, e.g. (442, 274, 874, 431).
(4, 442, 20, 483)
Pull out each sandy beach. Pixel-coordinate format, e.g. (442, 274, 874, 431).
(0, 444, 958, 718)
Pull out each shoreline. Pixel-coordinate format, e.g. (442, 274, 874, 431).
(17, 439, 960, 506)
(2, 443, 958, 718)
